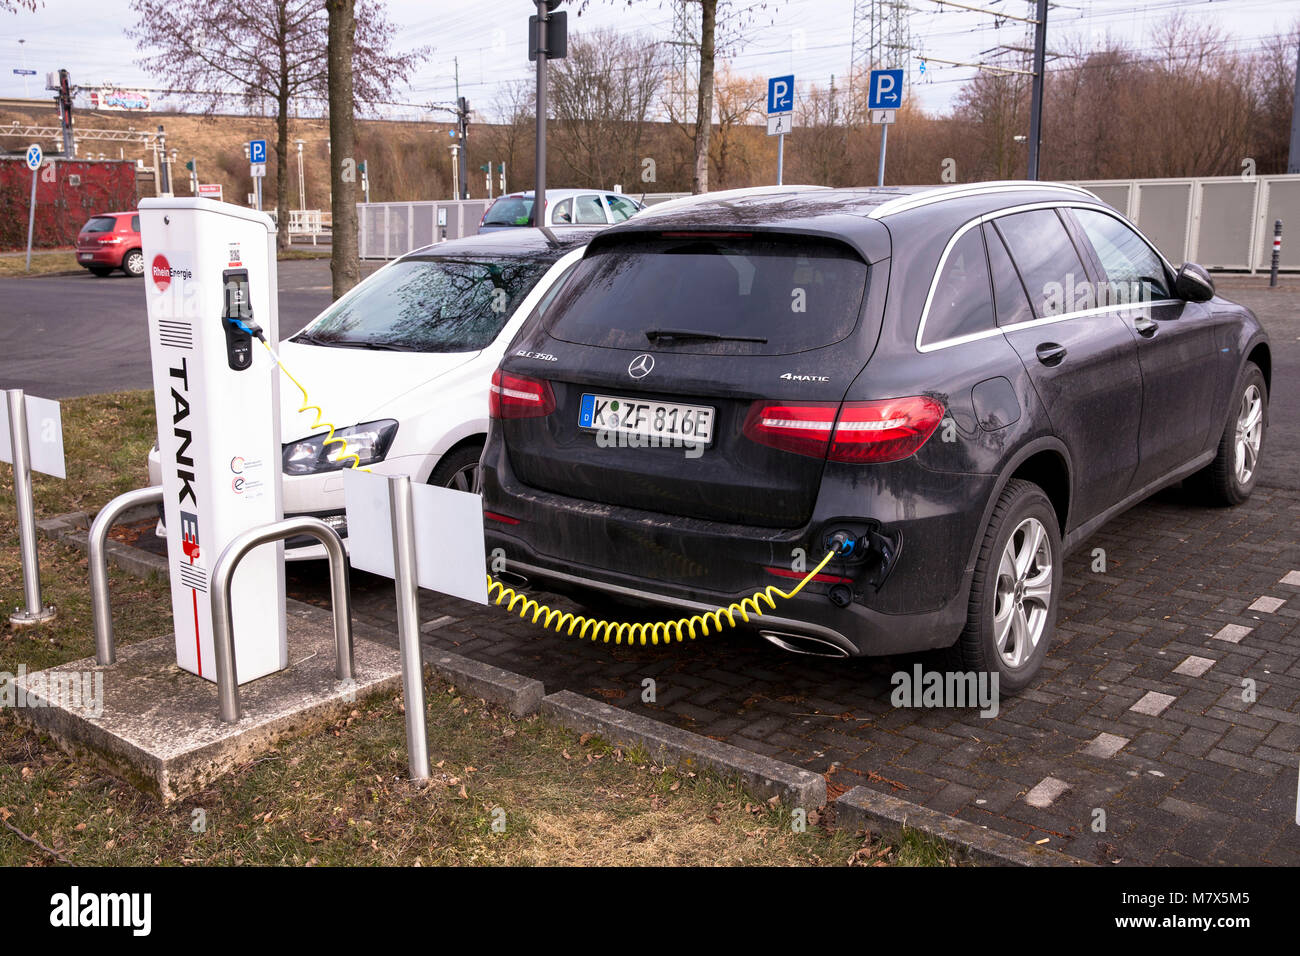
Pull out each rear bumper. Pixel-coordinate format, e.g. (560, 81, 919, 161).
(76, 247, 123, 267)
(480, 439, 990, 658)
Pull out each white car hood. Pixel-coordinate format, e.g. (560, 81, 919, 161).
(276, 340, 479, 441)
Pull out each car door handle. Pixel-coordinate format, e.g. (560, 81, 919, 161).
(1134, 317, 1159, 338)
(1035, 343, 1067, 367)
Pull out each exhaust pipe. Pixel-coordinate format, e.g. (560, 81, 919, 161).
(759, 629, 851, 659)
(495, 569, 530, 589)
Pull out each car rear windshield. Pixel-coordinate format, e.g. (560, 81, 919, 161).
(83, 216, 117, 233)
(296, 255, 554, 353)
(544, 233, 869, 355)
(484, 197, 533, 226)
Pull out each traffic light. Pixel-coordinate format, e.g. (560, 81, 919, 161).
(185, 159, 195, 172)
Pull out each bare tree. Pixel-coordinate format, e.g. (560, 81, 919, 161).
(128, 0, 428, 250)
(549, 29, 663, 187)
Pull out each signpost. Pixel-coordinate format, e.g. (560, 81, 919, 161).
(2, 389, 64, 626)
(23, 143, 41, 273)
(249, 140, 267, 210)
(868, 69, 904, 187)
(198, 183, 223, 201)
(767, 74, 794, 186)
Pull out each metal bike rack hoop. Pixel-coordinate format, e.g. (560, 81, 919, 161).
(210, 516, 355, 723)
(89, 485, 165, 665)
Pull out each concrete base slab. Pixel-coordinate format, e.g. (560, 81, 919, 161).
(11, 603, 402, 803)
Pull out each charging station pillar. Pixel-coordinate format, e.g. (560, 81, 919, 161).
(139, 198, 287, 684)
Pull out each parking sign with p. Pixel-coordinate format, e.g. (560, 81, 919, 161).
(767, 75, 794, 115)
(868, 69, 904, 110)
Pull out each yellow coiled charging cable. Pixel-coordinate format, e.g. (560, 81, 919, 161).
(485, 548, 840, 645)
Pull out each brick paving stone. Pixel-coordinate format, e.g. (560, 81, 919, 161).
(1211, 623, 1254, 644)
(1249, 596, 1286, 613)
(1130, 690, 1177, 716)
(1173, 655, 1216, 677)
(1025, 776, 1071, 808)
(1082, 732, 1130, 759)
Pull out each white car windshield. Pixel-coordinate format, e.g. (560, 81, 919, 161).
(296, 256, 554, 353)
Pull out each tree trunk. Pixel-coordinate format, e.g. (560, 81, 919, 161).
(275, 93, 291, 251)
(692, 0, 716, 195)
(326, 0, 360, 298)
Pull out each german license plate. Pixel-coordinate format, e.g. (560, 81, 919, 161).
(579, 393, 715, 446)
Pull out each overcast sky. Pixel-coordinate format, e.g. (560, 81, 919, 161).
(2, 0, 1294, 119)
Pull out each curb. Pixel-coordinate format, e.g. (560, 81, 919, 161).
(542, 689, 826, 808)
(45, 509, 1088, 864)
(427, 648, 545, 717)
(835, 786, 1091, 867)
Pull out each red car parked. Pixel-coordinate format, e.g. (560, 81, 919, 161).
(75, 211, 144, 277)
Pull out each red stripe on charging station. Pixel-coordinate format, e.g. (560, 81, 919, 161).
(192, 589, 202, 676)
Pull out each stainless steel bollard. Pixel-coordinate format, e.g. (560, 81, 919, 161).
(388, 474, 430, 781)
(6, 389, 56, 626)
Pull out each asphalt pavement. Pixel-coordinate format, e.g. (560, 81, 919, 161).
(0, 259, 373, 399)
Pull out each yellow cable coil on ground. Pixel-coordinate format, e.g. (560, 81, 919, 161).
(485, 549, 839, 645)
(259, 338, 369, 472)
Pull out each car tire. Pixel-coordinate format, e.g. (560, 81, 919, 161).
(122, 249, 145, 277)
(947, 479, 1061, 694)
(88, 266, 114, 277)
(1188, 361, 1267, 507)
(428, 442, 483, 493)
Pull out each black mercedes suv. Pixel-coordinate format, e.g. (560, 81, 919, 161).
(480, 182, 1270, 690)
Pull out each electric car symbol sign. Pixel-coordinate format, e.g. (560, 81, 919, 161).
(628, 354, 655, 379)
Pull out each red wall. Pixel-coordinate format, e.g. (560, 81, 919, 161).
(0, 158, 138, 251)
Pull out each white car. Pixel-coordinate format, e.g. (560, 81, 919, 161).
(478, 188, 644, 231)
(149, 227, 600, 560)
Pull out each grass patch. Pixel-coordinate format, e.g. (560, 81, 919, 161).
(0, 391, 950, 866)
(0, 253, 81, 277)
(277, 248, 331, 261)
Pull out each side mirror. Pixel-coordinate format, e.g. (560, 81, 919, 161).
(1174, 262, 1215, 302)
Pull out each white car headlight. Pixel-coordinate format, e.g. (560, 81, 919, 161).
(283, 419, 399, 475)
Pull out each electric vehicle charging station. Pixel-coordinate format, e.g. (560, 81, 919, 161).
(139, 198, 287, 684)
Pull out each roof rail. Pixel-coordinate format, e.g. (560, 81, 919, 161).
(867, 181, 1099, 220)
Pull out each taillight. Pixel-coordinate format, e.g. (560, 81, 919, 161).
(490, 369, 555, 419)
(743, 396, 945, 464)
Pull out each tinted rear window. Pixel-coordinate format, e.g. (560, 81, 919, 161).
(991, 209, 1089, 318)
(297, 255, 555, 352)
(484, 197, 533, 226)
(546, 234, 869, 356)
(84, 216, 116, 233)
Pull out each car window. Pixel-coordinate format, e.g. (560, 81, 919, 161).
(921, 227, 995, 347)
(551, 199, 573, 225)
(546, 233, 869, 356)
(130, 215, 140, 232)
(1071, 208, 1170, 304)
(573, 195, 608, 225)
(991, 209, 1089, 318)
(606, 195, 639, 222)
(298, 255, 555, 352)
(483, 197, 533, 226)
(983, 223, 1035, 327)
(84, 216, 116, 233)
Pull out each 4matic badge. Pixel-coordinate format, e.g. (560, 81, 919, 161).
(781, 372, 830, 382)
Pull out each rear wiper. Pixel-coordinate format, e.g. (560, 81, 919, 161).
(645, 328, 767, 344)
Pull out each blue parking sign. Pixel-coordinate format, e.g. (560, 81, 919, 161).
(767, 75, 794, 114)
(249, 139, 267, 164)
(868, 69, 904, 110)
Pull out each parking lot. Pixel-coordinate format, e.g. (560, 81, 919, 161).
(274, 276, 1299, 866)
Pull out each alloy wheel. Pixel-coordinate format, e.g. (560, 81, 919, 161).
(1234, 383, 1263, 485)
(993, 516, 1053, 669)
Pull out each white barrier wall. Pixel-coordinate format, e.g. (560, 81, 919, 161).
(1070, 174, 1300, 272)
